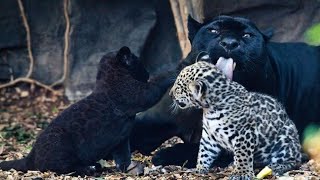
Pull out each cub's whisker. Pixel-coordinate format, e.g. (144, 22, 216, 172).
(169, 101, 179, 114)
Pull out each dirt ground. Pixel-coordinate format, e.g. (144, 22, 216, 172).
(0, 84, 319, 179)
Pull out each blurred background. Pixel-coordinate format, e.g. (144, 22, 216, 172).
(1, 0, 320, 101)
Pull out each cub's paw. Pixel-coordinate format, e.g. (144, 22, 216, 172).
(196, 164, 209, 174)
(229, 174, 253, 180)
(229, 171, 254, 180)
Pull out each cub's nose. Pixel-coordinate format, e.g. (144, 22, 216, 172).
(178, 102, 186, 108)
(219, 37, 239, 51)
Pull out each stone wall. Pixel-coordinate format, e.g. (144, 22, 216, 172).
(1, 0, 320, 100)
(0, 0, 182, 100)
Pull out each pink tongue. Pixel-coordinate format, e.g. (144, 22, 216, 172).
(215, 57, 234, 80)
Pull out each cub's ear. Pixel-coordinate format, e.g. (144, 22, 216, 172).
(188, 15, 202, 43)
(261, 27, 273, 41)
(188, 80, 207, 101)
(116, 46, 132, 66)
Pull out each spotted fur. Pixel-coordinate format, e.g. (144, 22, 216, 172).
(170, 61, 302, 179)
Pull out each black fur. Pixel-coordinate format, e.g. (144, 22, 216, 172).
(0, 46, 174, 175)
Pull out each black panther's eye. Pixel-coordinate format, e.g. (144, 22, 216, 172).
(243, 33, 252, 38)
(208, 28, 219, 34)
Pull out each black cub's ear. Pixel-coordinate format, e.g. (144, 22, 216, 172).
(116, 46, 132, 66)
(188, 15, 202, 43)
(261, 27, 273, 41)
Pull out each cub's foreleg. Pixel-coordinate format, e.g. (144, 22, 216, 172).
(230, 131, 256, 179)
(196, 127, 221, 174)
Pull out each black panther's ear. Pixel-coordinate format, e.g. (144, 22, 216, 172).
(261, 27, 273, 41)
(189, 79, 207, 101)
(116, 46, 132, 66)
(196, 51, 210, 62)
(188, 15, 202, 43)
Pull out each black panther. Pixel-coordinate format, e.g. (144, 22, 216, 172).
(131, 15, 320, 168)
(0, 46, 174, 175)
(186, 15, 320, 136)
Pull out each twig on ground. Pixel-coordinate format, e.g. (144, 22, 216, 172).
(0, 78, 61, 95)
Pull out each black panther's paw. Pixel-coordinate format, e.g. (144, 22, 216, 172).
(73, 165, 100, 177)
(152, 143, 198, 168)
(152, 143, 233, 168)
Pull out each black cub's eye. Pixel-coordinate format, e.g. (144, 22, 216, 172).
(243, 33, 251, 38)
(208, 28, 219, 34)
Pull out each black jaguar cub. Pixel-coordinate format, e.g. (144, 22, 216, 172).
(0, 46, 173, 175)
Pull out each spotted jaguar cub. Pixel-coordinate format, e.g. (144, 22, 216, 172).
(170, 60, 302, 179)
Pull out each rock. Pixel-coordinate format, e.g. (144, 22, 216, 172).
(24, 0, 65, 83)
(7, 0, 320, 101)
(0, 0, 26, 49)
(0, 63, 11, 82)
(66, 0, 182, 101)
(140, 0, 182, 76)
(0, 0, 28, 79)
(0, 0, 167, 101)
(65, 0, 157, 100)
(201, 0, 320, 42)
(0, 0, 65, 83)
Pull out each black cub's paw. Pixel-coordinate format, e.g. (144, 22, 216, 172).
(116, 161, 131, 172)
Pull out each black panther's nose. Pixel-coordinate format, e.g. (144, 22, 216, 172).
(219, 37, 239, 51)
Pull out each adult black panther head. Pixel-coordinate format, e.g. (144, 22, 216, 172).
(188, 15, 272, 82)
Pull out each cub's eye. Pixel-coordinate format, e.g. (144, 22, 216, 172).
(208, 28, 219, 34)
(175, 87, 182, 94)
(243, 33, 252, 38)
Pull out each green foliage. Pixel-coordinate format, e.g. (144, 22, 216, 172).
(35, 112, 43, 119)
(51, 106, 59, 113)
(303, 123, 320, 141)
(1, 125, 35, 143)
(23, 145, 33, 153)
(305, 23, 320, 45)
(36, 121, 49, 129)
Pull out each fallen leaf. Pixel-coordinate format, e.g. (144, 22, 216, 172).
(0, 145, 4, 155)
(127, 161, 145, 175)
(20, 91, 29, 98)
